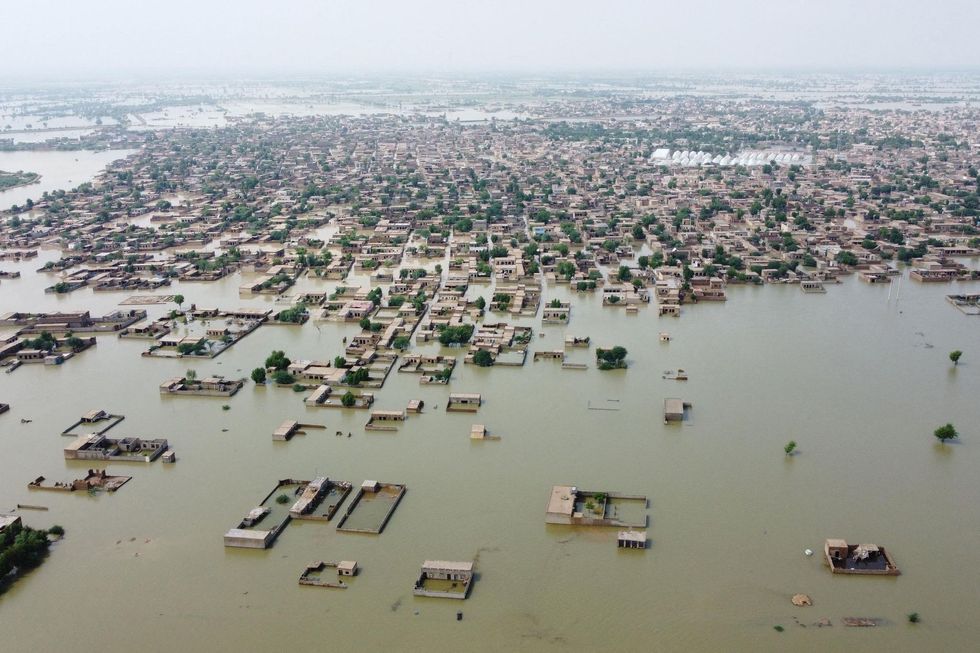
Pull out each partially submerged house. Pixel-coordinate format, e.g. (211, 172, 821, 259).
(544, 485, 647, 528)
(447, 393, 482, 411)
(617, 530, 647, 549)
(63, 434, 168, 462)
(413, 560, 474, 599)
(664, 398, 691, 423)
(824, 539, 900, 575)
(299, 560, 358, 588)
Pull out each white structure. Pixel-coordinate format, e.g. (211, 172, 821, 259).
(650, 148, 812, 167)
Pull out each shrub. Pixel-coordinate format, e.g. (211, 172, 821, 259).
(934, 423, 958, 443)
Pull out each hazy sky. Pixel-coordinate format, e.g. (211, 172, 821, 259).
(2, 0, 979, 78)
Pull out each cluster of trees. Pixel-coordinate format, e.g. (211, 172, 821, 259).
(492, 292, 512, 310)
(24, 331, 58, 351)
(258, 350, 293, 384)
(437, 324, 474, 346)
(836, 251, 859, 266)
(265, 350, 290, 370)
(596, 346, 628, 370)
(897, 243, 928, 262)
(358, 317, 384, 332)
(275, 305, 307, 323)
(557, 260, 577, 279)
(176, 338, 207, 355)
(294, 248, 332, 268)
(343, 368, 371, 386)
(0, 522, 56, 585)
(258, 271, 293, 291)
(432, 367, 453, 383)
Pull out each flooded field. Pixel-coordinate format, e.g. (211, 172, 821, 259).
(0, 247, 978, 652)
(0, 149, 135, 208)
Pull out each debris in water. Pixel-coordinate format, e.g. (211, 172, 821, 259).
(842, 617, 877, 627)
(792, 594, 812, 607)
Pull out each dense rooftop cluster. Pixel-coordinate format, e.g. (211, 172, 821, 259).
(1, 96, 978, 308)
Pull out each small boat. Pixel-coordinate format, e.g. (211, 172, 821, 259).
(21, 418, 32, 423)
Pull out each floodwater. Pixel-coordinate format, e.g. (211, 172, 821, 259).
(0, 150, 135, 209)
(0, 243, 978, 652)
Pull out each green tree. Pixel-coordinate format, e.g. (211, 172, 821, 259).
(473, 349, 494, 367)
(265, 350, 290, 370)
(272, 369, 294, 385)
(174, 294, 185, 308)
(251, 367, 267, 384)
(949, 350, 962, 366)
(344, 368, 370, 386)
(392, 335, 411, 350)
(65, 335, 86, 352)
(596, 346, 628, 370)
(341, 391, 356, 407)
(438, 324, 474, 346)
(934, 423, 958, 444)
(836, 250, 859, 266)
(784, 440, 797, 455)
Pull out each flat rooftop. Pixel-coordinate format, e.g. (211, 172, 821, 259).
(547, 485, 576, 516)
(423, 560, 474, 573)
